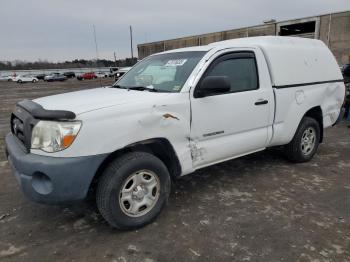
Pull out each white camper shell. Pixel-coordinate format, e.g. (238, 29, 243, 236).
(5, 36, 345, 229)
(209, 36, 343, 87)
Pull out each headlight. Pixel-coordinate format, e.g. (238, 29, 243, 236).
(31, 121, 81, 152)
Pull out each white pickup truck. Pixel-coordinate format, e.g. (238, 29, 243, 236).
(5, 36, 345, 229)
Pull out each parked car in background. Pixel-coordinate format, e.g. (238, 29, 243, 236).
(95, 72, 108, 78)
(77, 72, 97, 80)
(35, 74, 46, 80)
(114, 67, 132, 80)
(44, 73, 67, 82)
(109, 67, 119, 77)
(63, 72, 76, 78)
(16, 75, 39, 83)
(0, 75, 12, 81)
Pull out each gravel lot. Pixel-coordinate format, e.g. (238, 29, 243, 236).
(0, 79, 349, 262)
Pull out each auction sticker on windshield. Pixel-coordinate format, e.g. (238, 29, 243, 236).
(165, 59, 187, 67)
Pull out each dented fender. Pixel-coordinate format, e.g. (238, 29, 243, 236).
(269, 82, 345, 146)
(32, 92, 196, 176)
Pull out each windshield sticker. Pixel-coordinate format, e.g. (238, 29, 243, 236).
(165, 59, 187, 67)
(173, 85, 181, 91)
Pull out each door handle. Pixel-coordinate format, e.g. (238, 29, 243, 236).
(255, 99, 268, 105)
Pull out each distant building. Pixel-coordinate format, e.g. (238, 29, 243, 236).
(137, 10, 350, 65)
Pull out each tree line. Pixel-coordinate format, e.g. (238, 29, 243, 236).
(0, 58, 138, 70)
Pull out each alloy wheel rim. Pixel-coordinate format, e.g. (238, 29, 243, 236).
(119, 170, 160, 217)
(301, 127, 316, 155)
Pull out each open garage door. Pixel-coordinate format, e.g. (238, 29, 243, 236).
(277, 18, 319, 39)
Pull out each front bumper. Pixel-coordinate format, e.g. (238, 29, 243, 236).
(5, 133, 107, 204)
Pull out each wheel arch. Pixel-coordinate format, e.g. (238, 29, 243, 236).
(88, 138, 182, 195)
(303, 106, 323, 143)
(270, 104, 324, 147)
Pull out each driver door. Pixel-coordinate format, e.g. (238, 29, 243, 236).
(190, 51, 272, 168)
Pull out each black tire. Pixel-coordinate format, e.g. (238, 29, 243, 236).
(32, 79, 37, 83)
(17, 80, 22, 84)
(96, 152, 171, 229)
(284, 117, 320, 163)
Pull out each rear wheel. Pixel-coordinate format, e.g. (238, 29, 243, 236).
(284, 117, 320, 163)
(96, 152, 171, 229)
(17, 80, 22, 84)
(32, 79, 37, 83)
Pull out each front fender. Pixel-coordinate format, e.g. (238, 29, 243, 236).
(31, 93, 194, 175)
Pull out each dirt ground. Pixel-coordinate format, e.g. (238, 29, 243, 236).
(0, 79, 349, 262)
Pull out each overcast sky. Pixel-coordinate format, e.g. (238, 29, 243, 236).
(1, 0, 349, 62)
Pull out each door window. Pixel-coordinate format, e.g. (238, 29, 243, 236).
(202, 53, 259, 94)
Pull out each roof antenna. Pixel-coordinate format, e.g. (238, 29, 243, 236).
(93, 25, 102, 87)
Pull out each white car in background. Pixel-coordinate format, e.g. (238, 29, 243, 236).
(15, 75, 39, 83)
(114, 67, 132, 80)
(0, 75, 12, 81)
(95, 72, 109, 78)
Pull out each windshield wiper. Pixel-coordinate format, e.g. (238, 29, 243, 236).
(111, 84, 127, 89)
(111, 85, 171, 92)
(124, 86, 158, 92)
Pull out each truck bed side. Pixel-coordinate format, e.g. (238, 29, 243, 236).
(269, 82, 345, 147)
(252, 37, 345, 147)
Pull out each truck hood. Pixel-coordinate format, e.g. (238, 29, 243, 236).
(34, 87, 172, 115)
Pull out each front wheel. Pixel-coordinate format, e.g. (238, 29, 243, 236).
(96, 152, 171, 229)
(284, 117, 320, 163)
(32, 79, 37, 83)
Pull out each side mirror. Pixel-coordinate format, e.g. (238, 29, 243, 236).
(195, 76, 231, 98)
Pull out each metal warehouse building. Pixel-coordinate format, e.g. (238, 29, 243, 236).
(137, 10, 350, 65)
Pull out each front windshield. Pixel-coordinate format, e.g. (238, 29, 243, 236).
(114, 51, 206, 92)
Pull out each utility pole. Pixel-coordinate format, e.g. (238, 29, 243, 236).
(93, 25, 99, 63)
(130, 25, 134, 59)
(114, 52, 117, 67)
(92, 25, 102, 87)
